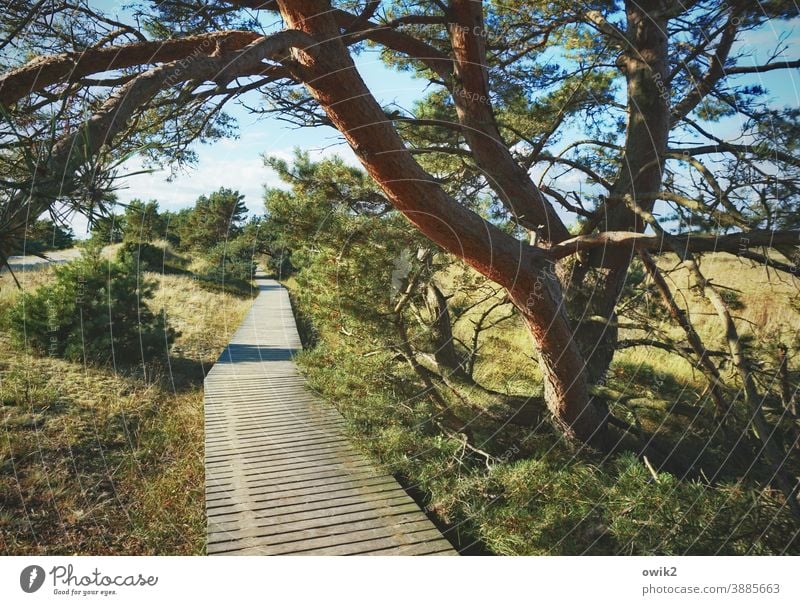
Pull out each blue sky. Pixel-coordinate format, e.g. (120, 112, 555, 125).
(109, 52, 428, 219)
(72, 2, 800, 236)
(68, 0, 432, 236)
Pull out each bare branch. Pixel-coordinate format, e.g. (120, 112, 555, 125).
(671, 13, 738, 124)
(670, 143, 800, 170)
(547, 229, 800, 260)
(726, 58, 800, 75)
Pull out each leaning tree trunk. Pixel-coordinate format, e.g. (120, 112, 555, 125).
(276, 0, 608, 446)
(572, 0, 671, 382)
(447, 0, 571, 243)
(425, 282, 472, 382)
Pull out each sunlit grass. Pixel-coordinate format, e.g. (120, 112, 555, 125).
(0, 257, 253, 554)
(289, 252, 800, 555)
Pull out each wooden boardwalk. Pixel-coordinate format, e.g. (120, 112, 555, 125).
(204, 276, 457, 555)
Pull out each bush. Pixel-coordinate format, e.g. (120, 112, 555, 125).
(117, 241, 165, 270)
(178, 188, 247, 250)
(122, 199, 166, 243)
(202, 238, 256, 283)
(13, 219, 74, 254)
(5, 246, 175, 365)
(193, 276, 254, 298)
(88, 213, 123, 246)
(297, 339, 800, 555)
(116, 241, 190, 275)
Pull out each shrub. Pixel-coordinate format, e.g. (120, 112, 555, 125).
(179, 188, 247, 250)
(116, 241, 190, 275)
(13, 219, 74, 254)
(122, 199, 166, 243)
(202, 238, 256, 283)
(88, 213, 124, 246)
(117, 241, 165, 270)
(5, 246, 175, 365)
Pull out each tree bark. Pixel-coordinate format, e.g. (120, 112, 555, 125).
(448, 0, 571, 243)
(425, 282, 467, 378)
(572, 0, 671, 382)
(275, 0, 607, 446)
(0, 31, 261, 108)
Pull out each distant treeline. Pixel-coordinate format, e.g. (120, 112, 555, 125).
(12, 219, 74, 254)
(89, 187, 282, 282)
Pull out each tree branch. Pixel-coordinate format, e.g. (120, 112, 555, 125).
(671, 13, 739, 124)
(547, 229, 800, 260)
(0, 30, 263, 108)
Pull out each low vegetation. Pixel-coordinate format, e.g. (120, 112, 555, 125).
(12, 220, 74, 255)
(0, 241, 254, 554)
(92, 189, 268, 296)
(5, 245, 173, 364)
(290, 258, 800, 555)
(269, 153, 800, 555)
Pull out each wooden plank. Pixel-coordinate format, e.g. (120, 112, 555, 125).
(205, 276, 456, 556)
(207, 489, 417, 526)
(207, 516, 443, 555)
(212, 522, 444, 556)
(206, 482, 410, 520)
(207, 494, 414, 536)
(206, 466, 381, 500)
(207, 502, 424, 543)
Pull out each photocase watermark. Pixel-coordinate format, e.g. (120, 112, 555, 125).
(446, 22, 490, 40)
(497, 442, 521, 463)
(20, 565, 46, 593)
(526, 259, 559, 308)
(454, 87, 491, 106)
(651, 69, 670, 103)
(738, 235, 800, 274)
(46, 294, 59, 356)
(18, 563, 158, 598)
(75, 269, 86, 305)
(163, 37, 215, 88)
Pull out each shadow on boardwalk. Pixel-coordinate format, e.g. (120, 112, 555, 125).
(216, 344, 298, 363)
(204, 277, 458, 556)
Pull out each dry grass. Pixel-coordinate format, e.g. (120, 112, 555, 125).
(0, 265, 57, 309)
(616, 254, 800, 386)
(442, 267, 543, 395)
(672, 254, 800, 340)
(0, 264, 253, 554)
(440, 254, 800, 396)
(150, 272, 254, 364)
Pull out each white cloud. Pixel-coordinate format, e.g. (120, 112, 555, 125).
(112, 140, 360, 216)
(114, 156, 272, 212)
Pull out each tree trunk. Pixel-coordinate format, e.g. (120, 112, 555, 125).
(425, 282, 467, 378)
(276, 0, 607, 446)
(572, 0, 671, 382)
(447, 0, 570, 243)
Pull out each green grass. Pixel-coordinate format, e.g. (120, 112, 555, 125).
(288, 253, 800, 555)
(0, 251, 253, 554)
(4, 247, 795, 554)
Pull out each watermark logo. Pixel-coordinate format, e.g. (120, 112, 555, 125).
(20, 565, 46, 593)
(17, 564, 158, 597)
